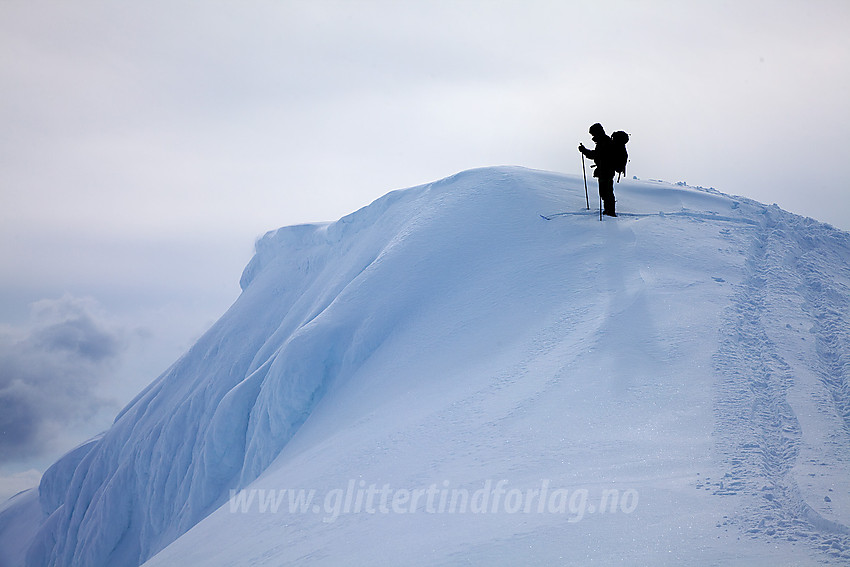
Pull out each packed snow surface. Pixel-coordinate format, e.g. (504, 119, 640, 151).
(2, 167, 849, 566)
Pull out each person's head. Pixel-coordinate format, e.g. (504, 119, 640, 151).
(589, 123, 605, 137)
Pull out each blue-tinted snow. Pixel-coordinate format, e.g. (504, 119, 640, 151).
(2, 167, 849, 566)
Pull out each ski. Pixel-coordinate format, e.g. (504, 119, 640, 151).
(540, 210, 599, 220)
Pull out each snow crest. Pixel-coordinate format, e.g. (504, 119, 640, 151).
(13, 167, 564, 566)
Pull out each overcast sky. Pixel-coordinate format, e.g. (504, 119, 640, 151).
(1, 0, 849, 501)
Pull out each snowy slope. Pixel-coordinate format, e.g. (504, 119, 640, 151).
(2, 167, 850, 566)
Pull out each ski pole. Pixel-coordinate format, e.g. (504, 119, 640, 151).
(581, 153, 589, 209)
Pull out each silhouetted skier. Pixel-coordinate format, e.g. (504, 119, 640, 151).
(579, 123, 616, 217)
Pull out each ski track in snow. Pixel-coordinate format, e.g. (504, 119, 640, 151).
(713, 206, 850, 563)
(541, 208, 760, 226)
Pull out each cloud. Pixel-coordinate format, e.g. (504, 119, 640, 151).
(0, 469, 41, 504)
(0, 295, 124, 463)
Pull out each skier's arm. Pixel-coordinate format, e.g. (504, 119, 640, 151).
(578, 143, 596, 159)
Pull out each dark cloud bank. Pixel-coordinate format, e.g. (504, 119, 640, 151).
(0, 295, 125, 463)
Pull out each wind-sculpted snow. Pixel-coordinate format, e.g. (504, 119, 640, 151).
(2, 167, 849, 566)
(4, 167, 571, 566)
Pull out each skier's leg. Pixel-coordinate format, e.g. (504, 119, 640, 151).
(600, 177, 616, 216)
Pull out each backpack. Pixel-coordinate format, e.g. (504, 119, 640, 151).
(611, 131, 629, 181)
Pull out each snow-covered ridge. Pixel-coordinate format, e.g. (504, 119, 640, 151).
(9, 166, 567, 566)
(3, 166, 850, 566)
